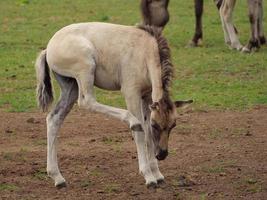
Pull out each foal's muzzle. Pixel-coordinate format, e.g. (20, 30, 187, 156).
(156, 149, 168, 161)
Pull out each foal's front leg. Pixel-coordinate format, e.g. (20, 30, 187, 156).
(141, 98, 164, 184)
(124, 92, 157, 187)
(146, 135, 165, 183)
(132, 130, 158, 187)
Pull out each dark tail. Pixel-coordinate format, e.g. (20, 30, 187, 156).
(35, 50, 54, 112)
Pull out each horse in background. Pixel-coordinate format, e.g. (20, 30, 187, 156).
(220, 0, 266, 52)
(140, 0, 170, 31)
(140, 0, 266, 52)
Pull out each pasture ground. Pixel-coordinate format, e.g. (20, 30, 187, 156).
(1, 106, 267, 200)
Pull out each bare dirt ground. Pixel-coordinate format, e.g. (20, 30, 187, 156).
(1, 106, 267, 200)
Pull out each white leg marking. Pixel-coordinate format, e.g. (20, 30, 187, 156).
(133, 131, 157, 186)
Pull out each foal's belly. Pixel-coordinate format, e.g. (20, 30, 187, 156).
(94, 66, 121, 91)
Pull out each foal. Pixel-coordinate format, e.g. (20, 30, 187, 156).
(36, 22, 192, 188)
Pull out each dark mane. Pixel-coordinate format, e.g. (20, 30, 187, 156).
(137, 24, 173, 94)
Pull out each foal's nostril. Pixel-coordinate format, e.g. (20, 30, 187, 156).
(156, 149, 168, 161)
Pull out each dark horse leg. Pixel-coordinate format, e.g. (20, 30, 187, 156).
(258, 0, 266, 44)
(188, 0, 203, 47)
(189, 0, 224, 47)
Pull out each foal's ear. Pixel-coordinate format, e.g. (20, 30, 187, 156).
(150, 102, 159, 111)
(174, 100, 193, 108)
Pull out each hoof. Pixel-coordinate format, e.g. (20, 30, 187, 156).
(259, 36, 266, 45)
(131, 124, 143, 132)
(242, 46, 251, 53)
(236, 46, 243, 51)
(230, 45, 243, 51)
(186, 39, 202, 48)
(186, 40, 197, 48)
(55, 180, 67, 189)
(157, 178, 165, 185)
(146, 181, 158, 189)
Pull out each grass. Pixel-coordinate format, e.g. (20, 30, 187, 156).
(80, 179, 92, 188)
(88, 168, 102, 177)
(208, 128, 222, 139)
(234, 177, 263, 193)
(202, 165, 225, 174)
(33, 168, 47, 180)
(0, 0, 266, 112)
(0, 183, 18, 191)
(104, 183, 120, 193)
(2, 152, 13, 161)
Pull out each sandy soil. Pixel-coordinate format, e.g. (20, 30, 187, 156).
(1, 106, 267, 200)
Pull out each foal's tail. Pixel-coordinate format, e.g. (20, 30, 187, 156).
(35, 50, 54, 112)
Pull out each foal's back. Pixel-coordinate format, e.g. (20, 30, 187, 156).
(46, 23, 157, 90)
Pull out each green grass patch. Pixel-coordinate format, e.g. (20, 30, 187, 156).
(80, 179, 92, 188)
(104, 183, 120, 193)
(33, 168, 47, 180)
(0, 183, 18, 191)
(88, 168, 102, 177)
(0, 0, 266, 112)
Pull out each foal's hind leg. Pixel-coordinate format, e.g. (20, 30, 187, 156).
(76, 61, 142, 132)
(46, 73, 78, 187)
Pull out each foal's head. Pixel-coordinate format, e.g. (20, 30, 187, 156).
(150, 97, 192, 160)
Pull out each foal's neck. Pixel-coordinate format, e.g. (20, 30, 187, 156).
(149, 65, 164, 103)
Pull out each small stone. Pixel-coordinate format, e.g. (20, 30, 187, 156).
(130, 191, 140, 196)
(5, 129, 13, 134)
(177, 175, 196, 187)
(219, 172, 226, 177)
(245, 131, 252, 136)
